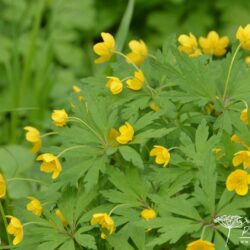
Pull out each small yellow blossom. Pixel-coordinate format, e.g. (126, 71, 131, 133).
(24, 126, 42, 154)
(6, 216, 23, 245)
(93, 32, 115, 64)
(108, 128, 119, 146)
(0, 174, 6, 198)
(236, 24, 250, 50)
(150, 145, 170, 167)
(245, 56, 250, 66)
(106, 77, 123, 95)
(116, 122, 134, 144)
(55, 209, 68, 227)
(212, 147, 222, 154)
(26, 196, 42, 216)
(51, 109, 68, 127)
(141, 208, 156, 220)
(178, 33, 201, 57)
(240, 108, 249, 125)
(91, 213, 115, 239)
(226, 169, 250, 196)
(126, 40, 148, 66)
(186, 240, 215, 250)
(72, 85, 81, 93)
(232, 150, 250, 168)
(205, 103, 214, 114)
(231, 134, 248, 148)
(126, 71, 144, 90)
(149, 102, 160, 111)
(199, 31, 229, 56)
(36, 153, 62, 179)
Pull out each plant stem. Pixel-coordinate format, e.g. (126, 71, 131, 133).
(57, 145, 89, 158)
(40, 132, 58, 138)
(109, 204, 129, 216)
(113, 50, 140, 71)
(0, 202, 12, 246)
(7, 178, 48, 186)
(222, 43, 241, 104)
(68, 116, 106, 145)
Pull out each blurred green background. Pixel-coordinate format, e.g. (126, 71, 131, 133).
(0, 0, 250, 146)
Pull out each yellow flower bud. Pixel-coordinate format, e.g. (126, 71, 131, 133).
(150, 145, 170, 167)
(24, 126, 42, 153)
(0, 174, 6, 198)
(51, 109, 68, 127)
(6, 216, 23, 245)
(236, 24, 250, 50)
(178, 33, 201, 57)
(126, 71, 144, 91)
(36, 153, 62, 179)
(93, 32, 115, 64)
(116, 122, 134, 144)
(126, 40, 148, 66)
(106, 77, 123, 95)
(26, 196, 42, 216)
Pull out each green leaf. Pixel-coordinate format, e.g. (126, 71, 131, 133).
(75, 231, 97, 249)
(59, 240, 75, 250)
(115, 0, 134, 51)
(119, 146, 144, 169)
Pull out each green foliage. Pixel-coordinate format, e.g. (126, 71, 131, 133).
(2, 1, 250, 250)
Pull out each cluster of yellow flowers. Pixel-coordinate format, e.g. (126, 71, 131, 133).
(93, 32, 148, 95)
(0, 172, 67, 245)
(178, 24, 250, 58)
(221, 106, 250, 196)
(3, 25, 250, 248)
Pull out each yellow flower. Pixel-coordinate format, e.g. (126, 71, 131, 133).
(232, 150, 250, 168)
(150, 145, 170, 167)
(106, 77, 123, 95)
(116, 122, 134, 144)
(236, 24, 250, 50)
(108, 128, 119, 146)
(126, 40, 148, 66)
(178, 33, 201, 57)
(36, 153, 62, 179)
(0, 174, 6, 198)
(186, 240, 215, 250)
(93, 32, 115, 64)
(226, 169, 250, 196)
(91, 213, 115, 239)
(55, 209, 68, 227)
(199, 31, 229, 56)
(72, 85, 81, 93)
(245, 56, 250, 66)
(149, 102, 160, 111)
(26, 196, 42, 216)
(212, 147, 222, 154)
(24, 126, 42, 154)
(141, 208, 156, 220)
(51, 109, 68, 127)
(240, 108, 249, 125)
(6, 216, 23, 245)
(126, 71, 144, 90)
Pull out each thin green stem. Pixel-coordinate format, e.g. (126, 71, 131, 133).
(23, 221, 50, 227)
(0, 202, 12, 246)
(113, 50, 140, 71)
(57, 145, 89, 158)
(68, 116, 106, 145)
(7, 178, 48, 186)
(200, 224, 213, 240)
(109, 204, 129, 216)
(222, 44, 241, 104)
(40, 131, 58, 138)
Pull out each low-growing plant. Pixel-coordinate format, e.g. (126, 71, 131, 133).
(1, 24, 250, 250)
